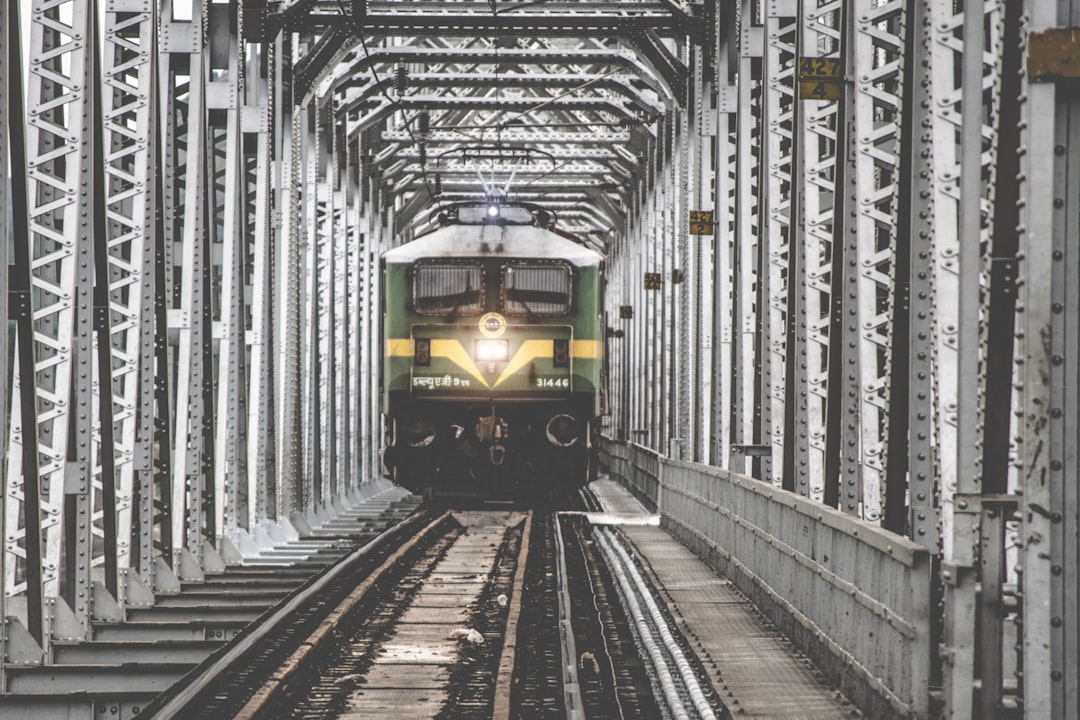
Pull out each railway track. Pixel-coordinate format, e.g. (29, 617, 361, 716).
(143, 495, 726, 720)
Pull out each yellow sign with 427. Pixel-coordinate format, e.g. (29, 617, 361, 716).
(798, 57, 843, 101)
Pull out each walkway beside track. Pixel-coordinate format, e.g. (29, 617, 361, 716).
(588, 477, 860, 719)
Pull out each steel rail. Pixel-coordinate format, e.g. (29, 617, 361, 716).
(553, 513, 586, 720)
(147, 509, 435, 719)
(233, 511, 451, 719)
(492, 512, 534, 720)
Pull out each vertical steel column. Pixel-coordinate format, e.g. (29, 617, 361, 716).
(365, 176, 380, 482)
(373, 182, 389, 478)
(763, 2, 797, 483)
(208, 0, 248, 540)
(686, 43, 704, 463)
(312, 108, 327, 502)
(148, 132, 170, 583)
(934, 0, 1004, 710)
(8, 0, 94, 637)
(357, 151, 372, 483)
(1019, 3, 1080, 716)
(630, 201, 639, 440)
(902, 0, 940, 551)
(4, 0, 43, 641)
(711, 1, 736, 469)
(248, 37, 276, 526)
(316, 110, 332, 490)
(832, 0, 859, 515)
(662, 113, 675, 455)
(101, 0, 156, 590)
(278, 40, 303, 519)
(362, 158, 375, 481)
(794, 0, 841, 502)
(927, 0, 964, 562)
(677, 100, 692, 461)
(168, 0, 212, 568)
(323, 112, 339, 502)
(0, 0, 10, 678)
(844, 0, 905, 521)
(154, 4, 181, 577)
(299, 103, 317, 509)
(345, 134, 361, 489)
(64, 0, 98, 632)
(976, 6, 1023, 712)
(646, 142, 659, 449)
(732, 1, 762, 475)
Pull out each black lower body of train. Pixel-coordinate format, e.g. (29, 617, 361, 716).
(382, 393, 599, 501)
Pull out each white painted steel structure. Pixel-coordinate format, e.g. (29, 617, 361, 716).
(0, 1, 1078, 718)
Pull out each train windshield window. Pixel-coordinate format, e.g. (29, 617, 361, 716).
(503, 264, 572, 316)
(414, 264, 484, 315)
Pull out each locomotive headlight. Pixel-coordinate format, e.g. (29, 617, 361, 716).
(487, 204, 500, 218)
(475, 339, 509, 362)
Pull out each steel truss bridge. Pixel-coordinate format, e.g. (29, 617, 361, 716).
(0, 1, 1077, 717)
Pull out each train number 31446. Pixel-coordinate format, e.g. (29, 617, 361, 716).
(536, 378, 569, 388)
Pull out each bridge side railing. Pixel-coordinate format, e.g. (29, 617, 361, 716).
(600, 439, 932, 720)
(599, 439, 660, 511)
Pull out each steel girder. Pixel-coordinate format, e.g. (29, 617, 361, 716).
(5, 0, 96, 645)
(267, 1, 701, 39)
(1017, 4, 1080, 718)
(289, 24, 686, 237)
(2, 0, 1076, 715)
(0, 0, 10, 686)
(607, 0, 1066, 713)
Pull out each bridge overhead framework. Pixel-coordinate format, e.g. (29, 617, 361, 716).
(1, 1, 1079, 717)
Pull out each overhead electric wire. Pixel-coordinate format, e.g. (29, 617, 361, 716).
(337, 0, 438, 204)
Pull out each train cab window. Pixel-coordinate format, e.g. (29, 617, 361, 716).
(502, 264, 572, 316)
(413, 263, 484, 315)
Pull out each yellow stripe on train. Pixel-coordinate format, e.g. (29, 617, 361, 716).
(386, 338, 413, 356)
(494, 340, 553, 388)
(571, 340, 601, 359)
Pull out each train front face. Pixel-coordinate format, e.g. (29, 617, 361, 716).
(382, 222, 604, 500)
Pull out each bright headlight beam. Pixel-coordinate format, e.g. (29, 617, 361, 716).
(475, 339, 509, 362)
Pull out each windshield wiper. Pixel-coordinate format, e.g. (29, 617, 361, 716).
(447, 279, 476, 322)
(510, 289, 538, 323)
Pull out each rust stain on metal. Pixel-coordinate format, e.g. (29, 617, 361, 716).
(1029, 28, 1080, 80)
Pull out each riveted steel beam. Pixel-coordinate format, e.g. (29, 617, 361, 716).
(629, 29, 688, 104)
(164, 0, 215, 572)
(283, 3, 699, 39)
(338, 73, 662, 118)
(381, 129, 634, 145)
(347, 96, 654, 131)
(6, 0, 95, 643)
(97, 0, 160, 604)
(761, 4, 796, 481)
(327, 46, 647, 84)
(0, 0, 11, 681)
(1018, 2, 1080, 716)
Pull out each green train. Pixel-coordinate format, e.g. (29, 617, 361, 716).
(381, 200, 606, 500)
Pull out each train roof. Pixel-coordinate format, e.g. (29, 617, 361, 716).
(384, 223, 602, 267)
